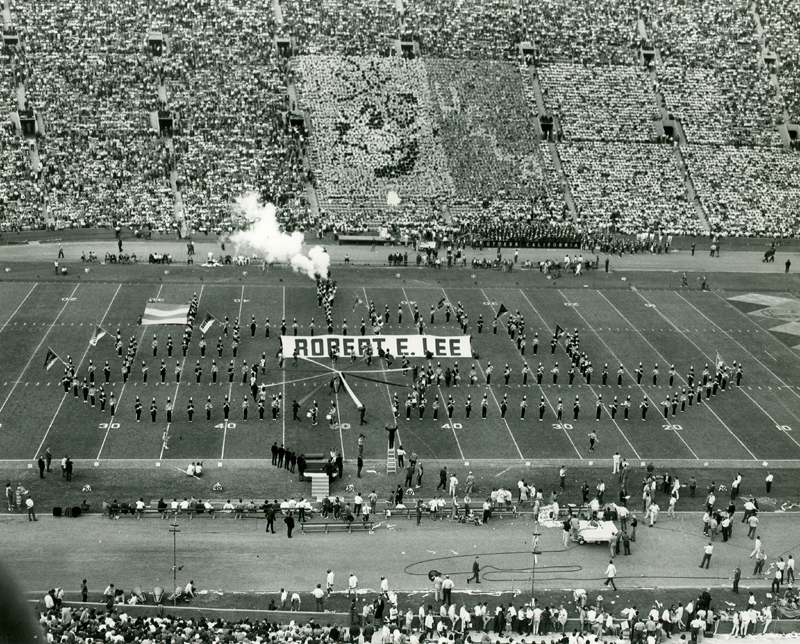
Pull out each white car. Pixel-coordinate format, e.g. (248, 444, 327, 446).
(578, 519, 618, 544)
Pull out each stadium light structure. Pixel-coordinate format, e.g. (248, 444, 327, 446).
(169, 519, 181, 606)
(531, 525, 541, 602)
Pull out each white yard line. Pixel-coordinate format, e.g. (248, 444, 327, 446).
(554, 289, 684, 457)
(34, 284, 122, 458)
(221, 285, 245, 460)
(0, 283, 37, 332)
(97, 284, 163, 459)
(664, 292, 800, 452)
(552, 290, 648, 459)
(605, 291, 757, 459)
(0, 284, 79, 417)
(372, 286, 407, 454)
(437, 383, 466, 460)
(160, 285, 205, 459)
(702, 292, 800, 406)
(442, 287, 524, 460)
(491, 288, 583, 459)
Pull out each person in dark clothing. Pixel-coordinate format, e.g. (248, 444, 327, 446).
(265, 502, 276, 534)
(285, 514, 295, 538)
(385, 424, 397, 448)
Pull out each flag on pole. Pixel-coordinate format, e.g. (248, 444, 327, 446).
(495, 304, 509, 320)
(43, 347, 61, 370)
(353, 296, 363, 312)
(715, 351, 725, 370)
(89, 325, 107, 346)
(554, 324, 566, 339)
(199, 312, 216, 334)
(436, 297, 447, 310)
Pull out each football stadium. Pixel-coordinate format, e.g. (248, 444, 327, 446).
(1, 0, 800, 641)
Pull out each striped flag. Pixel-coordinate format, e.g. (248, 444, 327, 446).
(141, 303, 190, 326)
(89, 325, 107, 346)
(715, 351, 725, 370)
(199, 312, 216, 334)
(43, 347, 62, 370)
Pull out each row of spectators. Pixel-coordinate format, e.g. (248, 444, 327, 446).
(35, 586, 782, 644)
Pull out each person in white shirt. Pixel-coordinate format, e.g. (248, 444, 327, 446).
(740, 609, 751, 635)
(186, 462, 195, 477)
(380, 576, 389, 594)
(184, 580, 195, 598)
(532, 606, 542, 634)
(203, 500, 215, 518)
(762, 605, 773, 634)
(348, 573, 358, 595)
(604, 561, 617, 590)
(135, 498, 146, 519)
(730, 610, 740, 637)
(312, 584, 325, 611)
(648, 502, 659, 526)
(326, 569, 335, 596)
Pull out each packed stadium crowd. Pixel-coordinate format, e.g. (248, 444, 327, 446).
(33, 588, 782, 644)
(2, 0, 800, 242)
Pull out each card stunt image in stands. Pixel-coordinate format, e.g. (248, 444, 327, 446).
(296, 55, 455, 202)
(282, 335, 472, 359)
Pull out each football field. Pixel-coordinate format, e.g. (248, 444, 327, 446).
(1, 269, 800, 466)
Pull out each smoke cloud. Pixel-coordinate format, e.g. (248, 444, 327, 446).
(230, 193, 330, 279)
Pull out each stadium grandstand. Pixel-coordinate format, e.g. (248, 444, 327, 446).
(0, 0, 797, 243)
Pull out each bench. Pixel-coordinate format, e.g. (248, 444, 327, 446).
(141, 500, 316, 520)
(300, 520, 373, 534)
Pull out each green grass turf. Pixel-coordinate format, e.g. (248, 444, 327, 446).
(2, 459, 798, 519)
(0, 262, 799, 509)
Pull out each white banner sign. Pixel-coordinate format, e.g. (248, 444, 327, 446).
(282, 334, 472, 359)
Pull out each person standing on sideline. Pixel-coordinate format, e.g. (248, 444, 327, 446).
(786, 259, 791, 273)
(312, 584, 325, 612)
(604, 561, 617, 590)
(467, 557, 481, 584)
(81, 579, 89, 602)
(699, 542, 713, 569)
(765, 472, 773, 493)
(733, 566, 741, 594)
(26, 494, 37, 521)
(37, 456, 45, 478)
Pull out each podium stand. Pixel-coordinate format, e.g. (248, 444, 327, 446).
(307, 473, 329, 501)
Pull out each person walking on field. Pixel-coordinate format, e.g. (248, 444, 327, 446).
(699, 542, 713, 569)
(467, 557, 481, 584)
(604, 561, 617, 590)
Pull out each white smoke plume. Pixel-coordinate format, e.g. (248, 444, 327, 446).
(229, 193, 330, 279)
